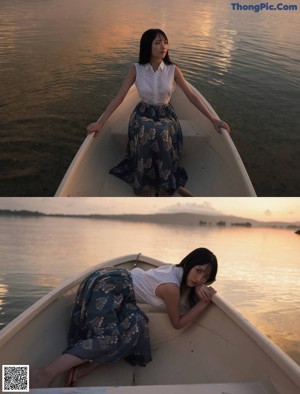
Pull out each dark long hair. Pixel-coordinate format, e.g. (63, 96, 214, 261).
(138, 29, 172, 65)
(176, 248, 218, 307)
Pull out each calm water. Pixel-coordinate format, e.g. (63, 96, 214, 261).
(0, 215, 299, 365)
(0, 0, 299, 196)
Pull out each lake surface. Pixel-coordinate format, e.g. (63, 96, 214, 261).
(0, 0, 299, 196)
(0, 214, 299, 366)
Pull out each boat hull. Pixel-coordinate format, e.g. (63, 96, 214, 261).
(55, 85, 256, 197)
(1, 254, 299, 394)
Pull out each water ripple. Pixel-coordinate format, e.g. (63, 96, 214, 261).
(0, 0, 299, 195)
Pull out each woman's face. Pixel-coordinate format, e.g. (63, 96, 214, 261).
(151, 34, 169, 60)
(186, 264, 211, 287)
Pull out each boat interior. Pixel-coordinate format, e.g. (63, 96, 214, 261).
(1, 256, 298, 393)
(55, 86, 255, 197)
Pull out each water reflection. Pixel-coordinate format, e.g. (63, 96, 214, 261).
(175, 6, 237, 85)
(0, 281, 8, 318)
(0, 0, 299, 195)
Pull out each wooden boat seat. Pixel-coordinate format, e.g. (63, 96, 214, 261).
(110, 120, 209, 154)
(180, 120, 210, 156)
(180, 119, 210, 140)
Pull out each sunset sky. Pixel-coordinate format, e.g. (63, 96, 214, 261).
(0, 197, 299, 223)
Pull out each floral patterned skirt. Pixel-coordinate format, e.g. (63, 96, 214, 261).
(63, 268, 152, 366)
(109, 101, 188, 195)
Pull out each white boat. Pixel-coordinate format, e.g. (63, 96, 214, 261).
(1, 254, 299, 394)
(55, 84, 256, 197)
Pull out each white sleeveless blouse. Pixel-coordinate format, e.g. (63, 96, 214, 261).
(134, 62, 176, 106)
(131, 265, 183, 307)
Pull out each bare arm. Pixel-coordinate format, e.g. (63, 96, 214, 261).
(174, 66, 230, 133)
(87, 64, 136, 137)
(155, 283, 216, 330)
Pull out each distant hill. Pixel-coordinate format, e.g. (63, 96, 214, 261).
(0, 209, 299, 229)
(0, 209, 46, 217)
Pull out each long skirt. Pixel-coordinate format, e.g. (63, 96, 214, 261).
(63, 268, 152, 366)
(109, 101, 188, 195)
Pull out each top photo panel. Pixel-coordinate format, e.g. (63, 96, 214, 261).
(1, 0, 299, 197)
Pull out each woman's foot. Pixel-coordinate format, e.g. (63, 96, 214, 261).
(31, 354, 86, 388)
(65, 363, 99, 387)
(65, 367, 79, 387)
(30, 368, 53, 388)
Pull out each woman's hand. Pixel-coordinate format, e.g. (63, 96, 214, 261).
(196, 284, 217, 303)
(211, 118, 230, 134)
(86, 122, 103, 138)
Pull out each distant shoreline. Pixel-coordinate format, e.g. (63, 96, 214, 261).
(0, 209, 299, 230)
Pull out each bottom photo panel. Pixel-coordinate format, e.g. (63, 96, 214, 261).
(0, 197, 299, 394)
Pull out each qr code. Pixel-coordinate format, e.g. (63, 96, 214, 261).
(2, 365, 29, 392)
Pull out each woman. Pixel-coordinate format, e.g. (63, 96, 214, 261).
(30, 248, 218, 388)
(87, 29, 230, 196)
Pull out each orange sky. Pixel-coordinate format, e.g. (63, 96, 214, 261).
(0, 197, 299, 223)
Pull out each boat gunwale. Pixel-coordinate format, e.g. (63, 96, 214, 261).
(55, 133, 94, 197)
(27, 381, 278, 394)
(0, 254, 160, 346)
(212, 295, 300, 386)
(187, 84, 256, 196)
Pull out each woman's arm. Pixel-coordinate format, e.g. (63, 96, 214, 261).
(87, 64, 137, 137)
(156, 283, 216, 330)
(174, 66, 230, 133)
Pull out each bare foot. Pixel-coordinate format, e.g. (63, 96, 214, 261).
(30, 368, 53, 388)
(65, 367, 79, 387)
(65, 363, 99, 387)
